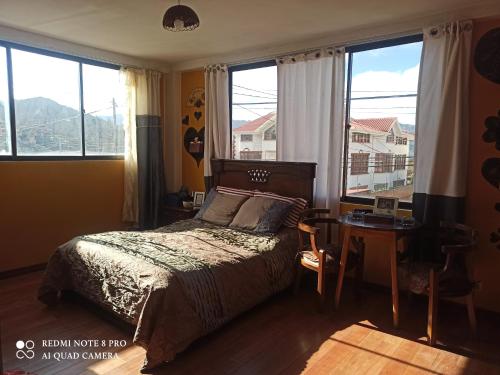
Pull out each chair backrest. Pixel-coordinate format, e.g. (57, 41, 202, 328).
(297, 208, 339, 257)
(439, 222, 478, 290)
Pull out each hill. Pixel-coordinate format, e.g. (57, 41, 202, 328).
(0, 97, 124, 154)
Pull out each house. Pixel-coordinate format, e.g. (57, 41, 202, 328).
(347, 117, 414, 199)
(233, 112, 276, 160)
(233, 113, 415, 199)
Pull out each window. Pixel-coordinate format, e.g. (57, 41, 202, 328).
(374, 183, 388, 191)
(351, 153, 369, 175)
(241, 134, 253, 142)
(0, 47, 10, 155)
(342, 35, 423, 206)
(230, 61, 277, 160)
(12, 50, 81, 156)
(396, 136, 407, 145)
(264, 126, 276, 140)
(374, 153, 393, 173)
(352, 132, 370, 143)
(82, 64, 124, 155)
(394, 154, 406, 170)
(0, 42, 123, 160)
(393, 179, 405, 188)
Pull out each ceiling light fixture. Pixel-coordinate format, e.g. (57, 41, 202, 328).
(162, 1, 200, 32)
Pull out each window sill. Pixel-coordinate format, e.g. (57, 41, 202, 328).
(0, 155, 124, 161)
(341, 196, 412, 211)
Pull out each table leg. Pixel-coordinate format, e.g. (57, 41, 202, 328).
(335, 225, 351, 309)
(389, 232, 400, 328)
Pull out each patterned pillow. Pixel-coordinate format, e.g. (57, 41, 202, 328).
(229, 196, 292, 232)
(216, 186, 254, 197)
(254, 200, 293, 233)
(253, 191, 308, 227)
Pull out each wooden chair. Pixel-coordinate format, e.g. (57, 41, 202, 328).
(295, 208, 360, 308)
(399, 222, 478, 345)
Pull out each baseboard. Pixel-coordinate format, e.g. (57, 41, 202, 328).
(0, 263, 46, 279)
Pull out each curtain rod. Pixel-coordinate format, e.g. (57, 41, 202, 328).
(226, 28, 422, 68)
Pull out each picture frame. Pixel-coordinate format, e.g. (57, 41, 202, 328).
(373, 196, 399, 216)
(193, 191, 206, 208)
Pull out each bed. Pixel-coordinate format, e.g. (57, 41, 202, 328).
(38, 159, 316, 372)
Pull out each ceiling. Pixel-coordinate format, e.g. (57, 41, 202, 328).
(0, 0, 498, 65)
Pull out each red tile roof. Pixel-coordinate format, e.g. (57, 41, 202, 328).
(234, 112, 275, 132)
(350, 117, 397, 133)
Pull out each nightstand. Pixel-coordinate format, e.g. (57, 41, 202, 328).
(161, 206, 199, 226)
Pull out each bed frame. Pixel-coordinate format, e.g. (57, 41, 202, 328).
(211, 159, 316, 204)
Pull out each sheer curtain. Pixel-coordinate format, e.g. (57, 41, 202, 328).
(122, 69, 139, 224)
(414, 20, 473, 225)
(204, 64, 231, 190)
(276, 48, 345, 215)
(121, 67, 165, 229)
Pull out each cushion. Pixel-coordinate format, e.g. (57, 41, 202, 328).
(216, 186, 254, 197)
(253, 191, 308, 227)
(194, 188, 217, 219)
(229, 196, 292, 232)
(198, 191, 249, 226)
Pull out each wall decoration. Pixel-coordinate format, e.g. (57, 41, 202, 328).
(182, 115, 190, 125)
(184, 127, 204, 167)
(187, 88, 205, 108)
(483, 110, 500, 150)
(482, 158, 500, 190)
(194, 111, 202, 121)
(491, 228, 500, 250)
(474, 27, 500, 84)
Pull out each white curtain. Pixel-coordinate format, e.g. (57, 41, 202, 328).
(121, 69, 139, 223)
(414, 20, 473, 224)
(276, 48, 345, 215)
(204, 64, 231, 185)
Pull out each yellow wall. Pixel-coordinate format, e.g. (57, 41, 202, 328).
(181, 70, 205, 192)
(465, 17, 500, 312)
(0, 161, 127, 272)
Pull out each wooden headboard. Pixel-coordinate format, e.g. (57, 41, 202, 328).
(211, 159, 316, 204)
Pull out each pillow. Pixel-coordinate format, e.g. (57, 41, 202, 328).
(198, 191, 249, 226)
(253, 191, 308, 227)
(216, 186, 255, 197)
(194, 188, 217, 219)
(229, 196, 292, 232)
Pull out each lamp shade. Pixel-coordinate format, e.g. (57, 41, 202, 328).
(163, 4, 200, 32)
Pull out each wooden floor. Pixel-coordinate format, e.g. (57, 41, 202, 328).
(1, 272, 500, 375)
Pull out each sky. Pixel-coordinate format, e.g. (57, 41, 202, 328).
(6, 48, 122, 117)
(232, 41, 423, 126)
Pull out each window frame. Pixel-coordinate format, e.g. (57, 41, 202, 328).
(228, 59, 277, 160)
(341, 34, 423, 210)
(0, 39, 123, 161)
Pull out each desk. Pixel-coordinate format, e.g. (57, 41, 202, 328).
(334, 213, 421, 328)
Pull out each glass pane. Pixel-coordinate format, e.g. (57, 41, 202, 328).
(346, 41, 422, 203)
(231, 65, 277, 160)
(0, 47, 11, 155)
(12, 49, 81, 156)
(83, 64, 124, 155)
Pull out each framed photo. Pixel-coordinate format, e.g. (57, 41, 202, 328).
(373, 196, 399, 216)
(193, 191, 206, 208)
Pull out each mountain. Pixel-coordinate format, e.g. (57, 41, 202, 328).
(0, 97, 124, 154)
(399, 123, 415, 134)
(232, 119, 248, 129)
